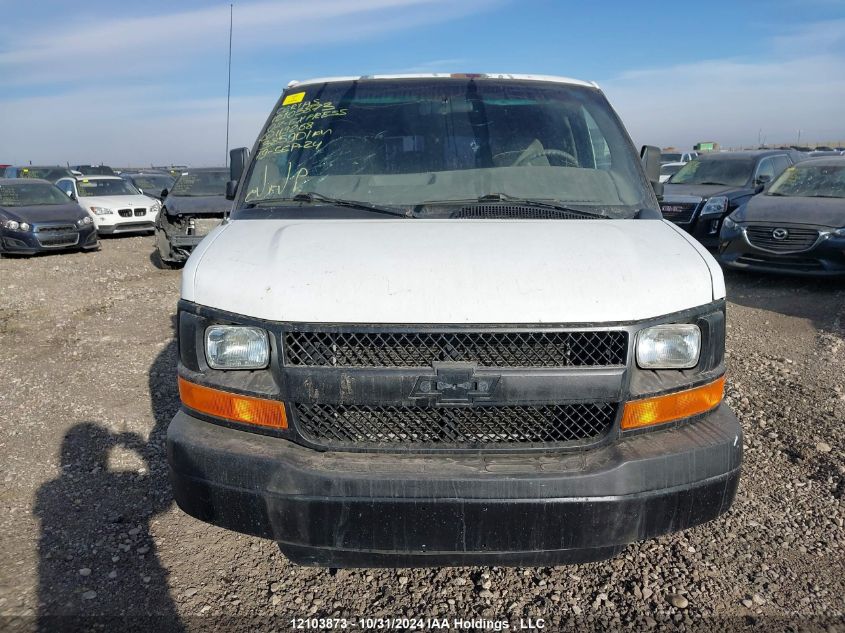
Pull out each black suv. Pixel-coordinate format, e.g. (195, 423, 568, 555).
(661, 150, 806, 247)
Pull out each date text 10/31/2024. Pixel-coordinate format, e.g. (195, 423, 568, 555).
(290, 617, 547, 630)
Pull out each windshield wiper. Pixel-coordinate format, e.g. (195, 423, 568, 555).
(421, 193, 609, 218)
(246, 192, 412, 218)
(697, 181, 729, 186)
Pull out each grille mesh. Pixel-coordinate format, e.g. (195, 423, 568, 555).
(36, 224, 76, 234)
(294, 402, 616, 448)
(284, 330, 628, 368)
(745, 226, 819, 252)
(453, 205, 594, 220)
(660, 202, 697, 224)
(36, 234, 79, 247)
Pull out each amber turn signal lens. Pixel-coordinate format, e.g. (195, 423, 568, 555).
(621, 376, 725, 431)
(178, 376, 287, 429)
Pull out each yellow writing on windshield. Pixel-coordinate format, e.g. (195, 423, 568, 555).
(255, 99, 348, 160)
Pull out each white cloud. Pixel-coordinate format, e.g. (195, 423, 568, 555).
(602, 22, 845, 149)
(0, 0, 498, 85)
(0, 0, 501, 164)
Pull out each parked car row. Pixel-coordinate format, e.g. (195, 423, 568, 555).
(0, 164, 232, 263)
(4, 144, 841, 278)
(660, 150, 807, 247)
(659, 151, 845, 276)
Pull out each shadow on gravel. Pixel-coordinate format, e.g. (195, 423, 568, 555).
(34, 321, 183, 632)
(724, 269, 844, 329)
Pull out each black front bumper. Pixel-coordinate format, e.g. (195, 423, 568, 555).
(168, 404, 742, 567)
(0, 225, 97, 254)
(719, 227, 845, 276)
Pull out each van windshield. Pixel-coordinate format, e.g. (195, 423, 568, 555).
(237, 78, 653, 218)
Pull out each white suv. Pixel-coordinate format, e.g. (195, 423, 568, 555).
(167, 73, 741, 568)
(56, 176, 160, 235)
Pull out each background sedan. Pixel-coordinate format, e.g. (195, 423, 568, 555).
(56, 176, 161, 235)
(718, 157, 845, 276)
(0, 178, 97, 255)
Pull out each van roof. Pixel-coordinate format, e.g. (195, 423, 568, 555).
(289, 73, 599, 90)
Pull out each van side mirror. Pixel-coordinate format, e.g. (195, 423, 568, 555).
(68, 190, 77, 201)
(640, 145, 663, 198)
(225, 180, 238, 200)
(230, 147, 249, 182)
(160, 188, 169, 199)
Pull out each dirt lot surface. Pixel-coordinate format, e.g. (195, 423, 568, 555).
(1, 235, 844, 632)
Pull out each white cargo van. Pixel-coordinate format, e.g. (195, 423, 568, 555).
(167, 73, 741, 567)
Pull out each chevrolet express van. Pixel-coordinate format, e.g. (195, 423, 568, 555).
(167, 73, 742, 567)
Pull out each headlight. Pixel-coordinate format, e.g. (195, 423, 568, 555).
(700, 196, 728, 216)
(2, 220, 20, 230)
(636, 324, 701, 369)
(19, 222, 31, 231)
(834, 228, 845, 237)
(90, 206, 113, 215)
(205, 325, 270, 369)
(150, 201, 161, 214)
(722, 216, 738, 231)
(77, 216, 93, 226)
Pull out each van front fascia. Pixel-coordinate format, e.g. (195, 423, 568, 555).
(175, 299, 726, 454)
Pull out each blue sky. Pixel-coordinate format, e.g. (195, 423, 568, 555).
(1, 0, 844, 165)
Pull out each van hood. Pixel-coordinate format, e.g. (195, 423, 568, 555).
(182, 219, 720, 324)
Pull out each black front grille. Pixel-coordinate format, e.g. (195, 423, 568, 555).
(134, 208, 146, 216)
(37, 233, 78, 247)
(284, 330, 628, 368)
(294, 402, 616, 448)
(36, 224, 76, 233)
(745, 226, 819, 252)
(453, 205, 595, 220)
(118, 209, 132, 218)
(660, 202, 698, 224)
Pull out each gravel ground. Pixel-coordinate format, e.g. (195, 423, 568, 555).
(0, 235, 843, 633)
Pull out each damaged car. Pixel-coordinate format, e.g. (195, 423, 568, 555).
(154, 167, 229, 268)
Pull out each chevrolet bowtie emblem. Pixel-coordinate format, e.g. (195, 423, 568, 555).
(410, 363, 500, 406)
